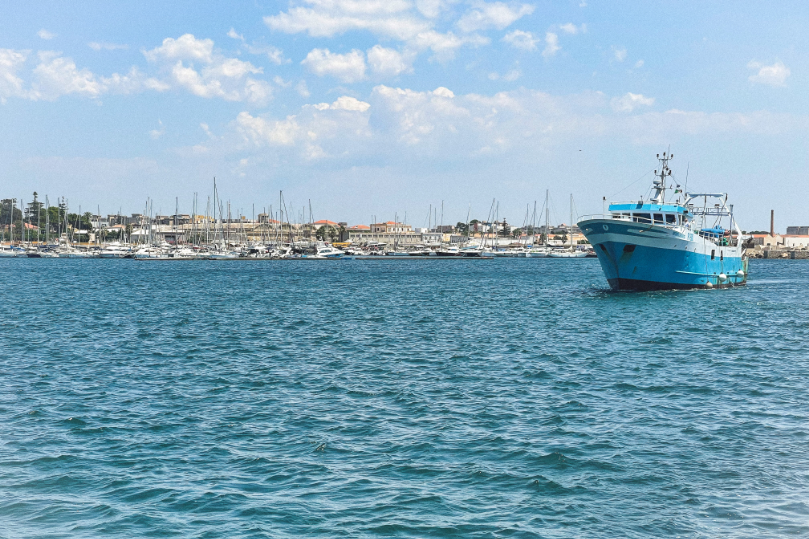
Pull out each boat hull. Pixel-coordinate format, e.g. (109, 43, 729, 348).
(579, 218, 747, 291)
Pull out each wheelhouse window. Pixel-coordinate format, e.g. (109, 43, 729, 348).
(665, 214, 676, 225)
(632, 213, 651, 223)
(653, 213, 663, 224)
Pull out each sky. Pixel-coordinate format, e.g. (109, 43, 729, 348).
(0, 0, 806, 230)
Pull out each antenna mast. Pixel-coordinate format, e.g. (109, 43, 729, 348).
(652, 151, 674, 203)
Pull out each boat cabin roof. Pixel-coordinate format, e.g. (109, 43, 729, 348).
(608, 203, 686, 214)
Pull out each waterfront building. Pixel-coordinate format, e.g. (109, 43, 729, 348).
(782, 235, 809, 249)
(749, 234, 783, 247)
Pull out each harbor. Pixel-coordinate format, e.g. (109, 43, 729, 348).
(0, 189, 596, 260)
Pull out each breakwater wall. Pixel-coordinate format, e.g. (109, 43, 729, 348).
(751, 249, 809, 259)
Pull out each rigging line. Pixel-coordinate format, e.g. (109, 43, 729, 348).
(609, 168, 656, 199)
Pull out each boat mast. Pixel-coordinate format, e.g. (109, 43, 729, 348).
(545, 189, 549, 247)
(652, 151, 673, 204)
(569, 194, 573, 250)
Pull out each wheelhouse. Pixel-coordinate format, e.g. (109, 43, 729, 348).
(607, 203, 690, 227)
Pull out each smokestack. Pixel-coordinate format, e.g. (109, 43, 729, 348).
(770, 209, 775, 237)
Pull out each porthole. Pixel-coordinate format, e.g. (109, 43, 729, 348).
(602, 225, 609, 231)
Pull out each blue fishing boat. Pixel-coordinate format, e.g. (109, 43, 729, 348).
(578, 152, 748, 291)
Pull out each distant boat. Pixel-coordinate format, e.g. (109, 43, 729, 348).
(316, 244, 344, 258)
(436, 246, 460, 257)
(548, 249, 587, 258)
(578, 152, 748, 290)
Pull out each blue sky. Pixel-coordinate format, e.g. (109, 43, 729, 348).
(0, 0, 806, 229)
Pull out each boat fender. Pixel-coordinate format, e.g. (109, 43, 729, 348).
(719, 273, 728, 282)
(706, 281, 713, 289)
(736, 270, 745, 277)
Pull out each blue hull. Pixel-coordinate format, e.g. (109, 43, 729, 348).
(580, 220, 747, 291)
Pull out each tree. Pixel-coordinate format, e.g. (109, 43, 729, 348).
(316, 225, 336, 241)
(455, 222, 469, 235)
(0, 199, 23, 224)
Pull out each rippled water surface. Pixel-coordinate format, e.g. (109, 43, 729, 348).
(1, 258, 808, 538)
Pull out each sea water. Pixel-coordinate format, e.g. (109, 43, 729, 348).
(0, 259, 807, 538)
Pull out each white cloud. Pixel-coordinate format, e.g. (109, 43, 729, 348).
(149, 120, 165, 139)
(227, 28, 245, 41)
(0, 49, 29, 102)
(265, 1, 491, 61)
(542, 32, 560, 58)
(296, 79, 311, 98)
(613, 47, 627, 62)
(265, 46, 287, 65)
(237, 111, 301, 146)
(488, 69, 521, 81)
(88, 42, 129, 51)
(503, 29, 538, 51)
(201, 122, 216, 139)
(367, 45, 414, 77)
(610, 92, 654, 112)
(370, 85, 472, 145)
(634, 59, 644, 68)
(559, 23, 586, 35)
(236, 96, 372, 160)
(100, 67, 170, 94)
(145, 34, 272, 103)
(30, 51, 103, 99)
(747, 60, 790, 87)
(414, 0, 454, 19)
(224, 84, 798, 169)
(264, 2, 430, 41)
(144, 34, 215, 63)
(456, 2, 534, 33)
(37, 29, 56, 40)
(2, 49, 167, 101)
(313, 95, 371, 112)
(244, 43, 289, 65)
(301, 48, 366, 83)
(411, 30, 489, 61)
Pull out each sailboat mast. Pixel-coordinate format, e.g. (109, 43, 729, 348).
(545, 190, 549, 247)
(569, 194, 573, 250)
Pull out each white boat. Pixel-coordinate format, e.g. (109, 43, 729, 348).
(436, 246, 460, 257)
(316, 244, 345, 258)
(206, 250, 239, 260)
(548, 249, 587, 258)
(133, 246, 171, 259)
(172, 247, 199, 259)
(99, 242, 130, 258)
(0, 247, 18, 257)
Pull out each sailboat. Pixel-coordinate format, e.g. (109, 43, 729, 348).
(549, 194, 587, 258)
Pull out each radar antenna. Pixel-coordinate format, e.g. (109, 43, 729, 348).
(651, 151, 673, 203)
